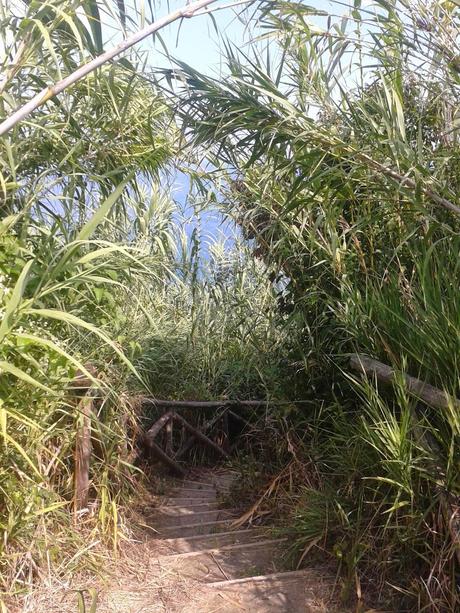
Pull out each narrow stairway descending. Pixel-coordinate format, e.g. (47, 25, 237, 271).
(145, 467, 338, 613)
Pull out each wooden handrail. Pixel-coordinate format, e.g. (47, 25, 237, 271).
(143, 398, 311, 409)
(144, 411, 174, 443)
(173, 408, 227, 461)
(171, 412, 230, 460)
(142, 408, 230, 476)
(146, 438, 186, 477)
(349, 354, 459, 410)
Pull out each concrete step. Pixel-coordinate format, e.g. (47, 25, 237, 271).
(173, 479, 219, 491)
(163, 497, 218, 507)
(188, 470, 236, 488)
(145, 468, 341, 612)
(159, 528, 265, 554)
(198, 572, 313, 612)
(152, 538, 287, 583)
(168, 489, 218, 499)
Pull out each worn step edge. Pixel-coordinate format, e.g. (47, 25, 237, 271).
(157, 507, 238, 517)
(164, 499, 218, 506)
(189, 474, 236, 483)
(176, 480, 217, 489)
(177, 482, 231, 492)
(208, 569, 311, 588)
(190, 469, 238, 476)
(180, 477, 229, 486)
(169, 489, 218, 496)
(160, 501, 220, 509)
(161, 528, 263, 547)
(161, 497, 222, 509)
(159, 537, 287, 560)
(169, 489, 229, 498)
(176, 479, 221, 488)
(157, 518, 234, 533)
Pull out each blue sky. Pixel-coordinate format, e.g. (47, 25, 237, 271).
(139, 2, 256, 255)
(151, 1, 254, 75)
(109, 1, 356, 256)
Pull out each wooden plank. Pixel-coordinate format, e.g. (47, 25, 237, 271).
(173, 409, 226, 461)
(144, 411, 174, 443)
(147, 438, 186, 477)
(171, 412, 230, 459)
(350, 354, 460, 410)
(143, 399, 311, 409)
(74, 396, 92, 513)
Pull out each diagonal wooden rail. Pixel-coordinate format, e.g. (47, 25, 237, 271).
(142, 408, 231, 476)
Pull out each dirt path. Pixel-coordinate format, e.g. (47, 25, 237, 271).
(98, 467, 341, 612)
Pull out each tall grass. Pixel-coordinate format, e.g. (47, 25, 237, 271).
(0, 1, 288, 606)
(2, 0, 460, 609)
(138, 233, 293, 401)
(166, 0, 460, 608)
(0, 0, 182, 605)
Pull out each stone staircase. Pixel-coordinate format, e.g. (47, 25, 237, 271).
(149, 468, 338, 612)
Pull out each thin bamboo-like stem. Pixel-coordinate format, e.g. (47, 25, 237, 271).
(0, 0, 220, 137)
(171, 412, 230, 459)
(173, 408, 226, 460)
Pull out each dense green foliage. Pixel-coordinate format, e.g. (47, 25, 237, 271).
(0, 3, 287, 607)
(138, 239, 294, 401)
(1, 1, 460, 611)
(170, 1, 460, 609)
(0, 0, 178, 602)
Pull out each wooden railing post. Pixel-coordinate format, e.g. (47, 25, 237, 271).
(71, 365, 97, 516)
(171, 412, 230, 460)
(74, 395, 93, 513)
(165, 418, 173, 456)
(173, 408, 226, 461)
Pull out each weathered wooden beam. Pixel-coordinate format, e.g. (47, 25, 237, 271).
(171, 412, 230, 459)
(144, 411, 174, 443)
(143, 398, 310, 409)
(173, 409, 226, 461)
(350, 354, 460, 410)
(74, 395, 93, 513)
(147, 438, 186, 477)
